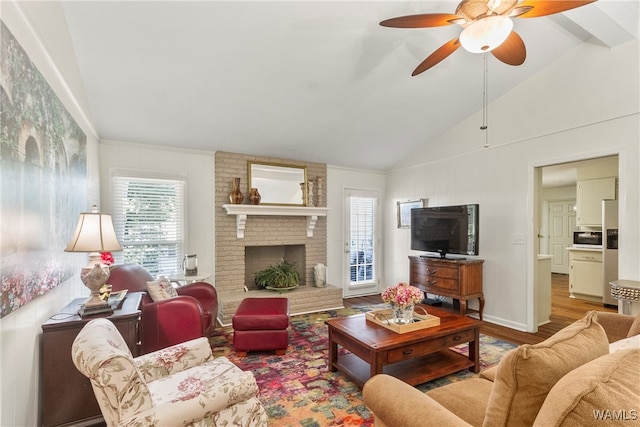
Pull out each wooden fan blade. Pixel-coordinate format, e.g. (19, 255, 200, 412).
(491, 31, 526, 66)
(412, 38, 461, 76)
(515, 0, 597, 18)
(380, 13, 462, 28)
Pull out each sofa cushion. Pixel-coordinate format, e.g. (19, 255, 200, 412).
(479, 365, 498, 382)
(427, 377, 494, 427)
(609, 334, 640, 353)
(628, 313, 640, 338)
(148, 356, 258, 409)
(482, 311, 609, 427)
(533, 348, 640, 427)
(147, 277, 178, 302)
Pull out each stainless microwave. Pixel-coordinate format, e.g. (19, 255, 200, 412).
(573, 231, 603, 247)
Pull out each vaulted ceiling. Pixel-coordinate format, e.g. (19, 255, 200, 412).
(60, 1, 639, 171)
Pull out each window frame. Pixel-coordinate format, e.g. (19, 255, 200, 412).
(110, 170, 187, 277)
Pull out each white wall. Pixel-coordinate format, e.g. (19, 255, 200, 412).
(1, 2, 638, 423)
(98, 141, 215, 278)
(326, 166, 386, 293)
(385, 39, 640, 331)
(0, 2, 99, 425)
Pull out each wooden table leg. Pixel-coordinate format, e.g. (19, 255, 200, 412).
(469, 327, 480, 373)
(459, 299, 468, 317)
(371, 353, 384, 379)
(478, 295, 485, 321)
(328, 329, 338, 372)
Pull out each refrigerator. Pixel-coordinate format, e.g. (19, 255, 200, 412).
(602, 199, 619, 307)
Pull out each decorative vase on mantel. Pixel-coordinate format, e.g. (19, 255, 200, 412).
(249, 188, 261, 205)
(391, 303, 415, 325)
(229, 177, 244, 204)
(307, 179, 315, 207)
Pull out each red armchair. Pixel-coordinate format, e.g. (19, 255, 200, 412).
(108, 264, 218, 354)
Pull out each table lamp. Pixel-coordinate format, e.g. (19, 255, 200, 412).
(65, 205, 122, 316)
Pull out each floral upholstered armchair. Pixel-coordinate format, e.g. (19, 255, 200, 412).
(72, 318, 267, 427)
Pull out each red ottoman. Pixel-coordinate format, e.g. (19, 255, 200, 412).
(232, 297, 289, 357)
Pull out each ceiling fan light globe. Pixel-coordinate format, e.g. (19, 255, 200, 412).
(459, 15, 513, 53)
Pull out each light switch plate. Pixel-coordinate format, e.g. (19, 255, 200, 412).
(513, 233, 525, 245)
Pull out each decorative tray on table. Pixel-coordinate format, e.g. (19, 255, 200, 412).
(365, 307, 440, 334)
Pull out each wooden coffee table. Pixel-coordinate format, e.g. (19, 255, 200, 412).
(326, 305, 482, 387)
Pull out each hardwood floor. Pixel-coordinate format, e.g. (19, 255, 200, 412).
(343, 273, 617, 345)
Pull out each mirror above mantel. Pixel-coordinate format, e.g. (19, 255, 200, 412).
(248, 161, 307, 206)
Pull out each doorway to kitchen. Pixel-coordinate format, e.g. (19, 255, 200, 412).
(532, 154, 619, 332)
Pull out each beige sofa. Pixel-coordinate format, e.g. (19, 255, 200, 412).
(363, 311, 640, 427)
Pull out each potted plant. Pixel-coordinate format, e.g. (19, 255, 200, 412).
(254, 258, 301, 291)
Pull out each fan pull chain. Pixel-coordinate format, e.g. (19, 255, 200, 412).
(481, 53, 490, 148)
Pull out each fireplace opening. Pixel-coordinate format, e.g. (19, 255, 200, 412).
(245, 245, 306, 290)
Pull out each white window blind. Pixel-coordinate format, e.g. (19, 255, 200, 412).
(112, 176, 185, 276)
(349, 195, 376, 284)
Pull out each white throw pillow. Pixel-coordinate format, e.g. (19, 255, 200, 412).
(609, 334, 640, 353)
(146, 276, 178, 302)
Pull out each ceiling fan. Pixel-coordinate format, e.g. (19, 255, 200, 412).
(380, 0, 597, 75)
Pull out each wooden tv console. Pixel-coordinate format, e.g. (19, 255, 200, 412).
(409, 256, 484, 320)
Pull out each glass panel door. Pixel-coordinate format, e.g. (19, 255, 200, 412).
(343, 189, 379, 297)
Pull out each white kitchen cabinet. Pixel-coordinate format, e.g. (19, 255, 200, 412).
(569, 249, 603, 301)
(537, 255, 553, 326)
(576, 177, 616, 226)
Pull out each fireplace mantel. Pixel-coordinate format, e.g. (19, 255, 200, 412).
(222, 204, 329, 238)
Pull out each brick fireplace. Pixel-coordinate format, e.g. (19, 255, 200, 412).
(214, 152, 343, 325)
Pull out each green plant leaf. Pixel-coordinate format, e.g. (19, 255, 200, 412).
(254, 258, 300, 289)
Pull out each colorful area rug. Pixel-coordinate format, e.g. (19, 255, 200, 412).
(210, 305, 516, 426)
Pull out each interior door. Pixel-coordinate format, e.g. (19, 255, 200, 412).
(548, 199, 575, 274)
(343, 188, 380, 297)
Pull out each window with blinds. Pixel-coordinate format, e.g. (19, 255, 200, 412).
(112, 176, 185, 276)
(349, 194, 376, 285)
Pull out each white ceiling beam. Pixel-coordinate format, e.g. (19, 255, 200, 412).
(563, 1, 638, 48)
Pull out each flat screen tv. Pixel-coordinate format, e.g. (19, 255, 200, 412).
(411, 204, 479, 258)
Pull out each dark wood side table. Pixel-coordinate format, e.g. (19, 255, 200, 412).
(409, 256, 485, 320)
(40, 292, 143, 427)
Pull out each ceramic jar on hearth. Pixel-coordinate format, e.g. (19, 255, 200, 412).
(314, 263, 327, 287)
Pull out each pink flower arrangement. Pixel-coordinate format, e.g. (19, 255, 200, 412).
(381, 282, 424, 307)
(100, 252, 115, 266)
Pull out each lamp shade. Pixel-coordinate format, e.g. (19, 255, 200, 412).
(65, 211, 122, 253)
(459, 15, 513, 53)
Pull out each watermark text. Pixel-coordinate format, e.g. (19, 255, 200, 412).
(593, 409, 638, 421)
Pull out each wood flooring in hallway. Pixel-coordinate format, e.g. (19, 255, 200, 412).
(343, 273, 617, 346)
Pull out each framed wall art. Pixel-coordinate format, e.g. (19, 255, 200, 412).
(397, 198, 428, 229)
(0, 21, 87, 318)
